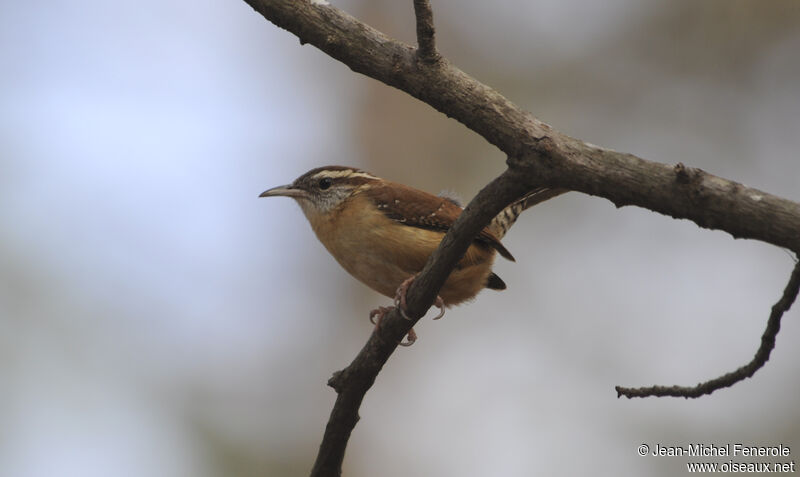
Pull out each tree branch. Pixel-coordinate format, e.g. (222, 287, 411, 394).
(242, 0, 800, 253)
(412, 0, 439, 63)
(616, 258, 800, 399)
(310, 170, 531, 477)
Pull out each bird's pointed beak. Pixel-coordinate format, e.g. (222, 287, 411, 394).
(259, 184, 308, 199)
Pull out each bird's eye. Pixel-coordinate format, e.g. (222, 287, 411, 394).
(318, 177, 332, 190)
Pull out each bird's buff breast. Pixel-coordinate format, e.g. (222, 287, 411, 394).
(306, 194, 494, 305)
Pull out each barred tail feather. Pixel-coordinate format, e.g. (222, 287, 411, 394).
(490, 187, 568, 239)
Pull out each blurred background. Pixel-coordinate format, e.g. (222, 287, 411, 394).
(1, 0, 799, 475)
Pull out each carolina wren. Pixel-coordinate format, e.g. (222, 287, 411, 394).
(260, 166, 565, 341)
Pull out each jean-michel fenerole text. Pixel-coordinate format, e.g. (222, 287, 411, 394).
(652, 443, 791, 458)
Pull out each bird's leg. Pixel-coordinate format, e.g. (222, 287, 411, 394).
(367, 274, 444, 347)
(369, 305, 418, 347)
(394, 275, 446, 321)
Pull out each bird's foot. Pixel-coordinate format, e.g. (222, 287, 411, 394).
(369, 306, 393, 325)
(369, 305, 418, 347)
(393, 275, 445, 321)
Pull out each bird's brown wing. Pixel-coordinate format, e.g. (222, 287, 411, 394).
(363, 181, 515, 261)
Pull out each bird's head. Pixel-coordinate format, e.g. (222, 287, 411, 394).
(259, 165, 379, 219)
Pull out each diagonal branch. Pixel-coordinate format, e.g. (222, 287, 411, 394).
(310, 169, 531, 477)
(616, 258, 800, 399)
(412, 0, 439, 63)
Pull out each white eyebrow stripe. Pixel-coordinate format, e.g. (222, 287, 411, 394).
(311, 170, 378, 181)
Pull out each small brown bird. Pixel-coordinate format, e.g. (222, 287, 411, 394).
(260, 166, 565, 344)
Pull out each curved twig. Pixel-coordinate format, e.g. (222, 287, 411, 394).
(616, 258, 800, 399)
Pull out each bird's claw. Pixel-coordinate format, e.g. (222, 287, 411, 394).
(368, 275, 445, 348)
(431, 295, 445, 320)
(369, 306, 393, 325)
(394, 275, 446, 321)
(399, 328, 417, 347)
(369, 305, 418, 347)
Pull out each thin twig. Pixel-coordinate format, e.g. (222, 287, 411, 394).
(616, 258, 800, 399)
(309, 169, 531, 477)
(413, 0, 439, 63)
